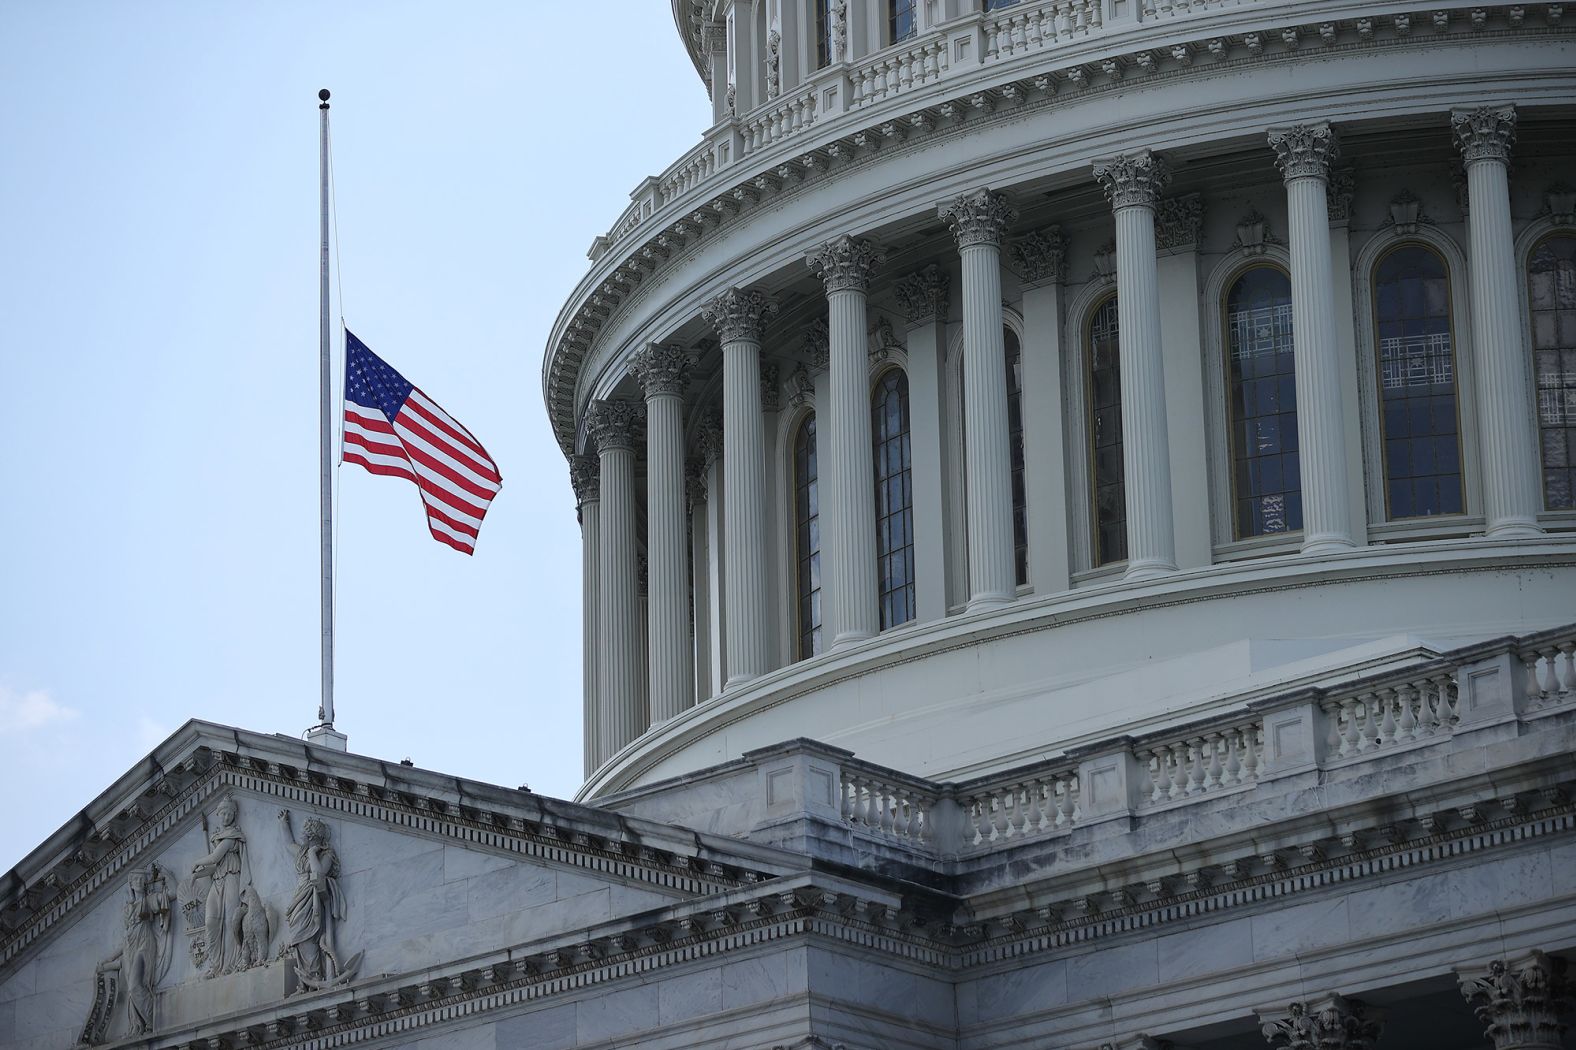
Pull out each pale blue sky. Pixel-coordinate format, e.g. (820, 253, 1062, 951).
(0, 2, 707, 870)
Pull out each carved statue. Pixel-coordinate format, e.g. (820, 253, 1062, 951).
(236, 885, 273, 970)
(830, 0, 847, 63)
(278, 810, 361, 991)
(79, 864, 175, 1044)
(765, 29, 782, 99)
(188, 795, 248, 976)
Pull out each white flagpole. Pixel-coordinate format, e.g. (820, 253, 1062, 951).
(309, 88, 347, 751)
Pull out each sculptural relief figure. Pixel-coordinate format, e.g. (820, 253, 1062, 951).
(188, 795, 248, 976)
(80, 864, 175, 1044)
(765, 29, 781, 99)
(830, 0, 847, 63)
(278, 810, 361, 991)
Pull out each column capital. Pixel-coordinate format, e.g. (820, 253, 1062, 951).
(1093, 150, 1170, 210)
(1260, 995, 1383, 1050)
(1269, 122, 1341, 182)
(702, 287, 780, 344)
(939, 189, 1018, 249)
(631, 344, 692, 398)
(1011, 226, 1068, 285)
(696, 408, 725, 465)
(1452, 104, 1517, 165)
(807, 235, 886, 293)
(586, 398, 643, 454)
(894, 264, 952, 322)
(1459, 952, 1573, 1049)
(569, 454, 600, 506)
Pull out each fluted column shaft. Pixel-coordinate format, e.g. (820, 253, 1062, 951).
(808, 237, 884, 642)
(940, 191, 1020, 607)
(1094, 152, 1176, 580)
(1453, 105, 1545, 536)
(632, 345, 694, 724)
(571, 457, 601, 774)
(587, 399, 644, 756)
(1270, 123, 1357, 554)
(702, 289, 779, 686)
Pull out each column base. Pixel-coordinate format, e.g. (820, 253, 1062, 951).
(831, 629, 875, 649)
(966, 593, 1014, 613)
(1122, 560, 1176, 583)
(724, 671, 763, 691)
(1485, 518, 1546, 539)
(1300, 534, 1358, 556)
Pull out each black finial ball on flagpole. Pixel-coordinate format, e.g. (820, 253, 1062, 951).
(318, 88, 331, 108)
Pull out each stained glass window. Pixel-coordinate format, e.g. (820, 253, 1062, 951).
(1528, 233, 1576, 510)
(1225, 266, 1302, 537)
(1087, 295, 1126, 565)
(1373, 245, 1463, 519)
(873, 371, 915, 629)
(793, 414, 822, 659)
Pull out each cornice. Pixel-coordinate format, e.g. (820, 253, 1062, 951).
(541, 3, 1569, 461)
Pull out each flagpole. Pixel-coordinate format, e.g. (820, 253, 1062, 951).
(309, 88, 347, 752)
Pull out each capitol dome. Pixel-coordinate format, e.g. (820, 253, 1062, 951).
(547, 0, 1576, 800)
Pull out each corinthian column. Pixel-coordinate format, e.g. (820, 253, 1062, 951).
(1453, 105, 1544, 537)
(940, 190, 1020, 607)
(1459, 951, 1573, 1050)
(1260, 995, 1384, 1050)
(1269, 122, 1357, 554)
(631, 344, 694, 725)
(586, 398, 645, 756)
(1092, 151, 1177, 580)
(701, 288, 779, 686)
(807, 236, 885, 643)
(571, 455, 601, 775)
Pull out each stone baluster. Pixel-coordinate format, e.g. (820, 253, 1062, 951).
(1452, 105, 1545, 537)
(701, 288, 780, 686)
(1260, 995, 1384, 1050)
(1459, 951, 1573, 1050)
(571, 455, 602, 775)
(939, 190, 1021, 607)
(1268, 123, 1358, 554)
(1092, 151, 1178, 580)
(587, 399, 646, 757)
(631, 345, 695, 725)
(807, 236, 885, 644)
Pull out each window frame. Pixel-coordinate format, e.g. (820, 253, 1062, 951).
(790, 409, 823, 660)
(872, 363, 917, 631)
(1061, 281, 1125, 582)
(1083, 291, 1127, 571)
(1514, 218, 1576, 528)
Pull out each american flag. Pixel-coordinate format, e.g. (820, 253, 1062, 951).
(341, 330, 501, 554)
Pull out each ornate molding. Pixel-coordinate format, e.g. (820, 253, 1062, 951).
(786, 364, 815, 409)
(893, 264, 952, 322)
(1260, 995, 1384, 1050)
(569, 455, 600, 508)
(807, 235, 886, 294)
(684, 456, 708, 509)
(1459, 951, 1573, 1049)
(1452, 104, 1517, 165)
(586, 399, 643, 454)
(1544, 183, 1576, 225)
(804, 317, 831, 372)
(1327, 164, 1356, 223)
(869, 316, 904, 364)
(1156, 194, 1204, 250)
(630, 344, 692, 398)
(701, 287, 779, 344)
(761, 361, 782, 411)
(1093, 150, 1170, 210)
(1011, 226, 1068, 284)
(696, 408, 725, 465)
(765, 29, 782, 100)
(939, 190, 1018, 249)
(1384, 189, 1432, 235)
(1232, 209, 1280, 256)
(1092, 241, 1118, 285)
(1268, 122, 1340, 182)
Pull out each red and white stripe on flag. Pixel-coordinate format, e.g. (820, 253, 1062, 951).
(343, 388, 502, 554)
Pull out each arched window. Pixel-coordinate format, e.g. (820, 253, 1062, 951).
(873, 370, 915, 629)
(1005, 326, 1028, 585)
(793, 414, 822, 659)
(1528, 232, 1576, 511)
(1372, 244, 1463, 519)
(1086, 295, 1126, 565)
(1224, 266, 1301, 537)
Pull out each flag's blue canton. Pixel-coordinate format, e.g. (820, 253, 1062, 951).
(345, 330, 414, 420)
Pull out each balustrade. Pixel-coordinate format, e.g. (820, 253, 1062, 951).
(1136, 721, 1262, 807)
(985, 0, 1103, 61)
(741, 90, 818, 155)
(1521, 639, 1576, 712)
(851, 37, 949, 107)
(1324, 673, 1460, 759)
(960, 771, 1080, 847)
(839, 771, 936, 845)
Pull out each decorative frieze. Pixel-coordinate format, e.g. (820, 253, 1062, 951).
(1459, 951, 1573, 1050)
(939, 189, 1018, 248)
(701, 287, 779, 344)
(1260, 995, 1384, 1050)
(1268, 122, 1340, 182)
(1093, 149, 1170, 210)
(570, 454, 600, 506)
(1156, 193, 1205, 249)
(807, 235, 886, 293)
(586, 398, 643, 453)
(1011, 226, 1068, 284)
(631, 344, 692, 398)
(893, 264, 951, 322)
(1452, 104, 1518, 165)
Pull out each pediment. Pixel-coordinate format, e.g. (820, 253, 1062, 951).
(0, 721, 785, 1048)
